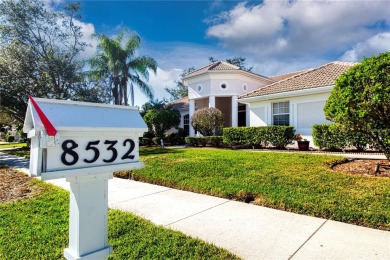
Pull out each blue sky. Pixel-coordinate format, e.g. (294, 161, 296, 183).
(56, 0, 390, 106)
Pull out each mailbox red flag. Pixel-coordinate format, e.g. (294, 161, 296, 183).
(29, 96, 57, 136)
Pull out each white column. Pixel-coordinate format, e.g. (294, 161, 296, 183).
(64, 173, 113, 260)
(231, 95, 238, 127)
(246, 104, 250, 126)
(189, 99, 195, 137)
(209, 95, 215, 108)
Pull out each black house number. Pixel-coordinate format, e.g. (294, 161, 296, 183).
(61, 139, 135, 166)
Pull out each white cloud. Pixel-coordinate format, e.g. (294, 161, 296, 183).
(73, 20, 98, 59)
(341, 32, 390, 61)
(206, 0, 390, 60)
(132, 67, 182, 107)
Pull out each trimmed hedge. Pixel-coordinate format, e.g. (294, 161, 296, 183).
(222, 126, 295, 149)
(185, 136, 223, 147)
(312, 124, 371, 151)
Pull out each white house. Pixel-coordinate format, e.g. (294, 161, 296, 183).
(180, 61, 274, 136)
(174, 60, 357, 139)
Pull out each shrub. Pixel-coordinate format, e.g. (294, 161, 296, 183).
(265, 126, 295, 149)
(223, 127, 261, 148)
(312, 124, 346, 150)
(191, 108, 224, 136)
(185, 137, 196, 146)
(312, 124, 371, 151)
(207, 136, 223, 147)
(324, 52, 390, 160)
(194, 137, 207, 147)
(223, 126, 295, 149)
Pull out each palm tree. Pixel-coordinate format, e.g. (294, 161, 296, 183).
(89, 31, 157, 106)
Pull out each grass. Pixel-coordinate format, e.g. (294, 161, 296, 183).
(0, 142, 27, 149)
(116, 147, 390, 231)
(0, 177, 239, 259)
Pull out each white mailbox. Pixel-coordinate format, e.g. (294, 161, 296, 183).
(23, 97, 147, 180)
(23, 97, 148, 260)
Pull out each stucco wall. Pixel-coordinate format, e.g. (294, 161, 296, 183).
(247, 92, 332, 138)
(187, 72, 270, 100)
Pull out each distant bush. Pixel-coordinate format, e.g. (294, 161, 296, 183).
(6, 134, 15, 142)
(185, 137, 196, 146)
(140, 137, 153, 147)
(185, 136, 223, 147)
(152, 137, 162, 145)
(165, 128, 187, 145)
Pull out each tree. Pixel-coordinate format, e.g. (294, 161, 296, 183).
(164, 67, 194, 101)
(90, 31, 157, 106)
(191, 107, 224, 136)
(324, 52, 390, 160)
(140, 99, 167, 117)
(143, 106, 180, 138)
(0, 0, 102, 122)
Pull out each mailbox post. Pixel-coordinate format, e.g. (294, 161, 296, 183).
(23, 97, 147, 259)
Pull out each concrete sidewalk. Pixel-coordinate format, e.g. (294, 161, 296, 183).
(1, 152, 390, 259)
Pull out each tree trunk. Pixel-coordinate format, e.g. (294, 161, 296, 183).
(113, 77, 120, 105)
(122, 77, 128, 106)
(130, 83, 134, 107)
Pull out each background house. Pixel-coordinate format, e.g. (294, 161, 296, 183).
(175, 61, 357, 139)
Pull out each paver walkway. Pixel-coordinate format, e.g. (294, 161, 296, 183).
(1, 151, 390, 259)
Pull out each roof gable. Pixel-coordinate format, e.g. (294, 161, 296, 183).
(182, 61, 274, 83)
(183, 61, 240, 78)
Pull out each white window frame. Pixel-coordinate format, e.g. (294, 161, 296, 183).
(272, 101, 290, 126)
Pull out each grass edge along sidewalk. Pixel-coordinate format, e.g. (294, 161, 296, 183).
(0, 168, 239, 260)
(115, 147, 390, 231)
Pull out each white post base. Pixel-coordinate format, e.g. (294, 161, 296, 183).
(64, 172, 113, 260)
(64, 246, 112, 260)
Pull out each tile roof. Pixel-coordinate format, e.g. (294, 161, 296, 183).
(239, 61, 358, 99)
(169, 96, 189, 110)
(269, 69, 312, 82)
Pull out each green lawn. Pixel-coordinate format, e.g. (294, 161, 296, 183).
(0, 177, 238, 259)
(1, 146, 30, 158)
(116, 148, 390, 230)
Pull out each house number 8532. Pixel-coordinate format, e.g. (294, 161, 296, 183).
(61, 139, 135, 166)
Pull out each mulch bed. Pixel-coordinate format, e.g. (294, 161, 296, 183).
(0, 167, 41, 203)
(333, 159, 390, 178)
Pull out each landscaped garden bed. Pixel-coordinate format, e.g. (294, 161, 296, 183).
(0, 167, 238, 259)
(115, 148, 390, 231)
(332, 159, 390, 177)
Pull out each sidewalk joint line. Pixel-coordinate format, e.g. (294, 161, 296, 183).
(110, 188, 172, 206)
(288, 219, 328, 260)
(164, 201, 230, 227)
